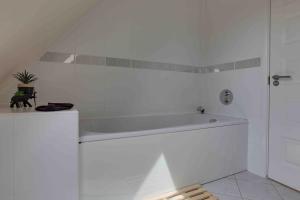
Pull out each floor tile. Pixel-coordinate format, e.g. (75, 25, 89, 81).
(235, 171, 272, 184)
(226, 175, 236, 179)
(213, 194, 243, 200)
(273, 184, 300, 200)
(203, 177, 241, 197)
(203, 171, 300, 200)
(237, 179, 282, 200)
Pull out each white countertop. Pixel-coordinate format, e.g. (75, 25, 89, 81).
(0, 106, 78, 115)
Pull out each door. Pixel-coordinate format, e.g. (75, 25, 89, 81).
(269, 0, 300, 190)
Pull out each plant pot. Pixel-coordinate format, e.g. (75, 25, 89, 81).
(18, 84, 34, 96)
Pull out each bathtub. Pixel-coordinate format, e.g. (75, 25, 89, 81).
(80, 113, 247, 142)
(79, 113, 248, 200)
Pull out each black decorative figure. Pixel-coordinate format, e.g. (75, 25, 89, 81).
(10, 92, 37, 108)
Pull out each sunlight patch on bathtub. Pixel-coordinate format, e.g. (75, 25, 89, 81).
(133, 154, 176, 200)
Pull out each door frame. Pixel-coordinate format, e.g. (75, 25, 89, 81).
(266, 0, 271, 178)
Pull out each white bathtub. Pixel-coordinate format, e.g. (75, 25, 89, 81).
(79, 113, 248, 200)
(80, 113, 247, 142)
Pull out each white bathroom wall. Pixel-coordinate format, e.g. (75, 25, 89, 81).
(0, 0, 206, 118)
(0, 0, 99, 83)
(200, 0, 270, 176)
(51, 0, 206, 66)
(0, 0, 270, 178)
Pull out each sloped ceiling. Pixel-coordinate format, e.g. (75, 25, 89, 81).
(0, 0, 99, 83)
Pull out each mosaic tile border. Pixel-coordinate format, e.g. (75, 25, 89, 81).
(40, 52, 261, 74)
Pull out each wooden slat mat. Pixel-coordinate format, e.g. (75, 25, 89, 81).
(146, 184, 218, 200)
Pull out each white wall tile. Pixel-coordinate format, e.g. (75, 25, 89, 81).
(69, 0, 205, 66)
(30, 62, 79, 106)
(201, 0, 269, 177)
(0, 0, 270, 180)
(0, 0, 206, 119)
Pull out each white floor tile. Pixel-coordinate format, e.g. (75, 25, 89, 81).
(203, 171, 300, 200)
(273, 184, 300, 200)
(237, 180, 282, 200)
(235, 171, 272, 184)
(213, 194, 243, 200)
(226, 175, 236, 179)
(203, 177, 241, 197)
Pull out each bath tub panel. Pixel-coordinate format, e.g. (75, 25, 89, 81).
(80, 124, 247, 200)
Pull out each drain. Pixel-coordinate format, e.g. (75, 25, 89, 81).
(209, 119, 217, 123)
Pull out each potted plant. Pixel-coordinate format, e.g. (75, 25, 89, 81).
(13, 70, 38, 96)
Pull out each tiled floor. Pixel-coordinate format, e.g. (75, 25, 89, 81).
(203, 171, 300, 200)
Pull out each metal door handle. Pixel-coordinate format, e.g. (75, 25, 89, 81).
(272, 75, 292, 81)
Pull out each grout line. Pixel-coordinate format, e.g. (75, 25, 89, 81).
(202, 172, 246, 200)
(211, 192, 244, 200)
(270, 178, 300, 192)
(202, 171, 247, 185)
(234, 61, 236, 71)
(234, 175, 245, 200)
(269, 179, 300, 200)
(270, 181, 285, 200)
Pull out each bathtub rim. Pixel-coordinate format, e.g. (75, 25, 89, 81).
(80, 115, 248, 143)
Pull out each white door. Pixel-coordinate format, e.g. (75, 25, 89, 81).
(269, 0, 300, 191)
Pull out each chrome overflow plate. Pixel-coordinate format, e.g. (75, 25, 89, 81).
(220, 89, 233, 105)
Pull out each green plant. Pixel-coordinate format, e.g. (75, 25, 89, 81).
(13, 70, 38, 84)
(14, 91, 24, 96)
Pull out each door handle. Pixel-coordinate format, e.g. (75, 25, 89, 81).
(272, 75, 292, 81)
(272, 75, 292, 86)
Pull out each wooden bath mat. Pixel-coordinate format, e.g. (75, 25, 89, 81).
(146, 184, 218, 200)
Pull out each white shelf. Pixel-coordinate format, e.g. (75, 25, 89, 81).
(0, 106, 78, 114)
(0, 109, 79, 200)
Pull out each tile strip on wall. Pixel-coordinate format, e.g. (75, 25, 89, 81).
(40, 52, 261, 74)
